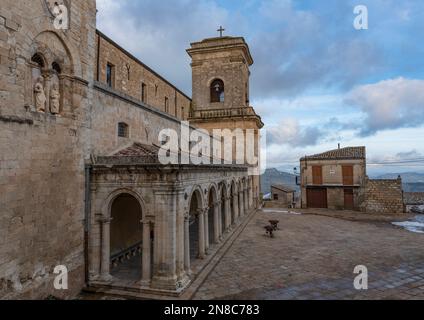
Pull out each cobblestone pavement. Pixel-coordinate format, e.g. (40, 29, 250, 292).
(193, 209, 424, 300)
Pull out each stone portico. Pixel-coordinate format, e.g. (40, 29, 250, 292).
(87, 144, 256, 296)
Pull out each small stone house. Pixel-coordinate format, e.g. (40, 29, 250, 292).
(271, 185, 296, 207)
(300, 146, 366, 210)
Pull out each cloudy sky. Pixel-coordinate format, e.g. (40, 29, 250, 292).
(96, 0, 424, 175)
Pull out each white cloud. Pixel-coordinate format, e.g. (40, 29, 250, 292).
(267, 118, 323, 148)
(346, 77, 424, 136)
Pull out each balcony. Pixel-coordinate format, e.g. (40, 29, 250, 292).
(189, 106, 260, 120)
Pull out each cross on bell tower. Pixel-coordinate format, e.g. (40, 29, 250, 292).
(217, 26, 225, 37)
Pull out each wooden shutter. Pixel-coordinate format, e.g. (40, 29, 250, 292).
(312, 166, 323, 185)
(342, 166, 354, 185)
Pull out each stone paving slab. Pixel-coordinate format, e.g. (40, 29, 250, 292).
(193, 209, 424, 300)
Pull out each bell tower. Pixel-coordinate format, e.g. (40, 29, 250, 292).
(187, 34, 264, 206)
(187, 36, 254, 111)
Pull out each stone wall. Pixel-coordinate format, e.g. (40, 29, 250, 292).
(360, 178, 404, 214)
(96, 32, 191, 120)
(0, 0, 97, 299)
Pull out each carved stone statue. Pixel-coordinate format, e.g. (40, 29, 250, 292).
(34, 77, 46, 112)
(50, 83, 60, 114)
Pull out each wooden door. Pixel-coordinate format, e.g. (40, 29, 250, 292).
(344, 189, 354, 210)
(307, 188, 327, 208)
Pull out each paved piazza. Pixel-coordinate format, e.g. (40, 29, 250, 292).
(193, 209, 424, 300)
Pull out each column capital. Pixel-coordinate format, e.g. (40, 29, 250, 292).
(213, 201, 222, 207)
(197, 207, 209, 215)
(140, 219, 152, 226)
(97, 216, 113, 224)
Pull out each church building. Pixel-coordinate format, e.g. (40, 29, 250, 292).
(0, 0, 263, 299)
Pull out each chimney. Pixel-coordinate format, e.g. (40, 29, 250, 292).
(338, 143, 341, 149)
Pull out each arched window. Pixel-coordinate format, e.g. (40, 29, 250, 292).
(210, 79, 224, 103)
(31, 53, 45, 68)
(52, 62, 62, 74)
(118, 122, 129, 138)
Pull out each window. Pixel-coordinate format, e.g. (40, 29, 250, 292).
(273, 194, 279, 201)
(210, 79, 225, 103)
(106, 63, 114, 88)
(165, 97, 169, 113)
(52, 62, 61, 74)
(141, 83, 147, 103)
(118, 122, 129, 138)
(31, 54, 45, 68)
(245, 82, 249, 104)
(125, 63, 131, 81)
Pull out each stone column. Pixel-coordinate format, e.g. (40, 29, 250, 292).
(151, 189, 178, 291)
(225, 196, 231, 230)
(239, 191, 245, 218)
(213, 201, 220, 243)
(248, 187, 252, 209)
(176, 203, 187, 283)
(99, 217, 113, 282)
(204, 207, 210, 254)
(184, 216, 191, 275)
(140, 220, 151, 286)
(244, 188, 249, 215)
(217, 201, 222, 240)
(198, 209, 206, 259)
(233, 194, 239, 227)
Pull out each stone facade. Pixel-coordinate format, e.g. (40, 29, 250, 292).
(95, 31, 191, 120)
(360, 178, 405, 214)
(0, 0, 96, 299)
(270, 185, 295, 208)
(300, 147, 366, 210)
(0, 1, 262, 299)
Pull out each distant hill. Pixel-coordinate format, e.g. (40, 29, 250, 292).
(375, 172, 424, 183)
(261, 168, 299, 195)
(403, 183, 424, 192)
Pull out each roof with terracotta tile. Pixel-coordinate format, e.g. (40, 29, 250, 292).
(301, 146, 366, 161)
(112, 143, 160, 157)
(271, 185, 295, 193)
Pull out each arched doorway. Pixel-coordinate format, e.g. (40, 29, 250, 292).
(189, 189, 204, 261)
(110, 193, 143, 280)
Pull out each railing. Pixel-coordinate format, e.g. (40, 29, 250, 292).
(111, 241, 143, 269)
(189, 106, 258, 119)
